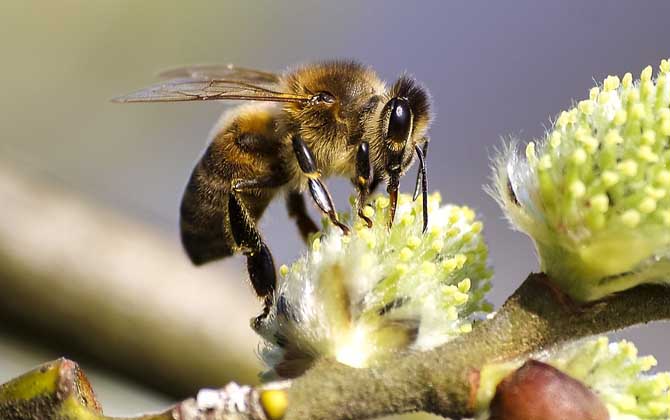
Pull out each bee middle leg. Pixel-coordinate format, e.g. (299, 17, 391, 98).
(291, 135, 349, 234)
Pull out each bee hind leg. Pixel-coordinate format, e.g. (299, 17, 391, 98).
(227, 193, 276, 325)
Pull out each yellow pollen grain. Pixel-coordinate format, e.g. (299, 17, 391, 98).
(661, 119, 670, 136)
(621, 210, 641, 228)
(557, 111, 571, 128)
(613, 109, 627, 126)
(312, 238, 321, 251)
(638, 146, 659, 163)
(470, 221, 483, 234)
(399, 247, 413, 262)
(447, 227, 460, 238)
(420, 261, 436, 276)
(569, 180, 586, 197)
(376, 196, 390, 209)
(604, 75, 620, 91)
(448, 212, 460, 224)
(462, 207, 476, 222)
(453, 292, 468, 305)
(659, 210, 670, 226)
(431, 240, 444, 252)
(604, 129, 623, 146)
(631, 103, 645, 120)
(645, 186, 666, 199)
(638, 197, 657, 214)
(395, 263, 409, 275)
(590, 194, 609, 213)
(601, 170, 620, 187)
(362, 205, 374, 219)
(407, 236, 421, 250)
(589, 87, 600, 100)
(400, 213, 414, 226)
(550, 131, 561, 148)
(454, 254, 467, 269)
(279, 265, 289, 276)
(578, 99, 594, 115)
(458, 277, 471, 293)
(661, 59, 670, 74)
(622, 72, 633, 88)
(617, 160, 638, 177)
(641, 65, 653, 82)
(656, 170, 670, 187)
(572, 148, 587, 164)
(442, 259, 457, 272)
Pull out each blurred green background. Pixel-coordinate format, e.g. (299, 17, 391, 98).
(1, 1, 669, 417)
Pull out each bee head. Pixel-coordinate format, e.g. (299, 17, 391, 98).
(379, 76, 431, 225)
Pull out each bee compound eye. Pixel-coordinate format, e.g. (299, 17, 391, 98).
(385, 97, 412, 142)
(312, 91, 335, 104)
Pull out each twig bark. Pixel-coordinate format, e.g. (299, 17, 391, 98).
(0, 166, 261, 396)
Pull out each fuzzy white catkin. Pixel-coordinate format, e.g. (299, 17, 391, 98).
(253, 192, 492, 379)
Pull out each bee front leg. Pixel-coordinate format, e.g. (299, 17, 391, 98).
(353, 141, 373, 228)
(291, 135, 350, 234)
(286, 191, 319, 243)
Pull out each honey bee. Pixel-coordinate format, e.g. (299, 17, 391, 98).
(114, 61, 432, 319)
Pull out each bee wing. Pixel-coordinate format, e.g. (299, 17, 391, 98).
(112, 78, 309, 104)
(158, 64, 281, 85)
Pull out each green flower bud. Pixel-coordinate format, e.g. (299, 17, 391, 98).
(491, 60, 670, 301)
(254, 193, 492, 378)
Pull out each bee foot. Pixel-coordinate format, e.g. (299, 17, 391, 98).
(358, 210, 373, 228)
(334, 220, 350, 235)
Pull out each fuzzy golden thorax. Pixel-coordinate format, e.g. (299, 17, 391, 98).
(278, 61, 386, 182)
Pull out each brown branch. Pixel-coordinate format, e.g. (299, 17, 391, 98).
(0, 166, 262, 396)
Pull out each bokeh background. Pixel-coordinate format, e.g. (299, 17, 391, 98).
(1, 0, 670, 416)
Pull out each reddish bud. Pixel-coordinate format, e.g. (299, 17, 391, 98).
(490, 360, 608, 420)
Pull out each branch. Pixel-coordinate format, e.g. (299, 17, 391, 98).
(0, 166, 261, 396)
(3, 274, 668, 419)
